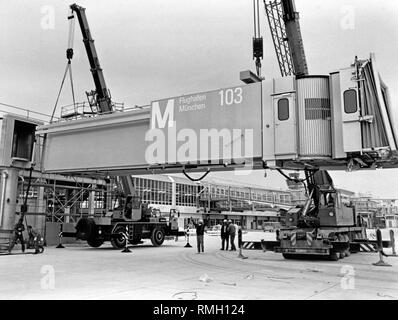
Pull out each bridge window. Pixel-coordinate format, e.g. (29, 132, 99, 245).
(343, 89, 358, 114)
(278, 98, 289, 121)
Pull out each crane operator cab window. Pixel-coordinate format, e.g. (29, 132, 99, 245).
(124, 195, 141, 219)
(318, 189, 336, 208)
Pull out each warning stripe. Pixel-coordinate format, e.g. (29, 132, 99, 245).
(243, 242, 254, 249)
(359, 243, 377, 252)
(291, 233, 296, 247)
(306, 232, 312, 246)
(243, 242, 264, 250)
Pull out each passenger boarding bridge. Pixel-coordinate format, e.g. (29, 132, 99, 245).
(37, 54, 398, 177)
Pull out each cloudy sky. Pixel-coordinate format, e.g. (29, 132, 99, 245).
(1, 0, 398, 197)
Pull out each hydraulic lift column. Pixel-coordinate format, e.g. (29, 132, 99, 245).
(0, 168, 19, 245)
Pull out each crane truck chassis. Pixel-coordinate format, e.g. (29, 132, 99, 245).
(253, 170, 391, 261)
(62, 196, 185, 248)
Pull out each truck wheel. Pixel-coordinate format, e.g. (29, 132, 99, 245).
(338, 251, 345, 259)
(330, 252, 339, 261)
(75, 218, 97, 240)
(111, 226, 127, 249)
(151, 227, 165, 247)
(87, 238, 104, 248)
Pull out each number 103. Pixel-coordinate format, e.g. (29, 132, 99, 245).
(219, 87, 243, 106)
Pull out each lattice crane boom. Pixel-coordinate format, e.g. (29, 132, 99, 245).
(264, 0, 308, 77)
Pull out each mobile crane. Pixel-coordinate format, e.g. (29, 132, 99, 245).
(61, 4, 183, 248)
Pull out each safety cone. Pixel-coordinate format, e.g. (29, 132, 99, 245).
(184, 231, 192, 248)
(121, 228, 131, 253)
(372, 228, 391, 266)
(56, 225, 65, 249)
(372, 250, 391, 267)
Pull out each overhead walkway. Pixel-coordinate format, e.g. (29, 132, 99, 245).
(36, 55, 398, 176)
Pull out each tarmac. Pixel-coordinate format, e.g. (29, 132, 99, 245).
(0, 231, 397, 300)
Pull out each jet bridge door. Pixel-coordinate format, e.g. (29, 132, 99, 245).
(273, 93, 297, 158)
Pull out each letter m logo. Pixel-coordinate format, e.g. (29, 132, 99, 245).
(151, 99, 175, 129)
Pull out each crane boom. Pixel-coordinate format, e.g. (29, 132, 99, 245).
(69, 4, 135, 198)
(264, 0, 308, 77)
(281, 0, 308, 76)
(70, 3, 113, 113)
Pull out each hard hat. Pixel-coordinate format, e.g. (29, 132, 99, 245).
(223, 219, 227, 222)
(228, 219, 232, 223)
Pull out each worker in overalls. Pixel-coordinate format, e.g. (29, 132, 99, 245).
(227, 220, 237, 251)
(220, 219, 229, 250)
(27, 225, 42, 254)
(8, 221, 26, 253)
(193, 219, 205, 253)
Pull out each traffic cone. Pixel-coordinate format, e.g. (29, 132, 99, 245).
(372, 228, 391, 266)
(184, 231, 192, 248)
(56, 224, 65, 249)
(372, 250, 391, 267)
(121, 227, 131, 253)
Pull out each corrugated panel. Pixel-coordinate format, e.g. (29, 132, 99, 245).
(360, 62, 389, 149)
(297, 77, 332, 157)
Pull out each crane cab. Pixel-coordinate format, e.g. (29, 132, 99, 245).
(123, 195, 142, 221)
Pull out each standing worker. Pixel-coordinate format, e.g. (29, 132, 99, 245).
(220, 219, 229, 250)
(192, 218, 206, 253)
(8, 221, 26, 253)
(27, 225, 42, 254)
(228, 220, 237, 251)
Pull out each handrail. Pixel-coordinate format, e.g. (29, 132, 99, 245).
(0, 102, 58, 123)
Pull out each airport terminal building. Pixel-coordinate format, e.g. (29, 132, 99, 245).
(131, 174, 303, 230)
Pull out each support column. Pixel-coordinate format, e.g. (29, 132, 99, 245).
(36, 186, 46, 235)
(88, 190, 95, 216)
(171, 181, 176, 209)
(0, 168, 19, 245)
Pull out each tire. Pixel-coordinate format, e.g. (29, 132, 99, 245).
(75, 218, 96, 240)
(87, 238, 104, 248)
(111, 225, 128, 249)
(151, 227, 165, 247)
(338, 251, 345, 259)
(330, 252, 339, 261)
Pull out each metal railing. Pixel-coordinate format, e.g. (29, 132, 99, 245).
(60, 101, 125, 121)
(0, 102, 58, 124)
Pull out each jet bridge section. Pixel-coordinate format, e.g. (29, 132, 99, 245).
(37, 55, 398, 176)
(38, 82, 265, 176)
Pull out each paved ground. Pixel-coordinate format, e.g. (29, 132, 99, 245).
(0, 231, 397, 300)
